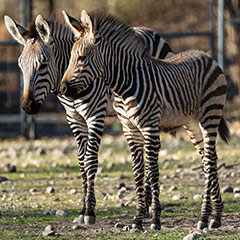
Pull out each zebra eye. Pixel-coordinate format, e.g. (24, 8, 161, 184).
(78, 56, 86, 62)
(39, 63, 48, 70)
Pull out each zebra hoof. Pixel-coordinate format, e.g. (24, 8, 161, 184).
(209, 219, 221, 229)
(197, 220, 208, 230)
(78, 214, 84, 224)
(84, 215, 96, 224)
(150, 223, 161, 231)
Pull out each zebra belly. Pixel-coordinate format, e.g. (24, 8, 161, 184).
(160, 111, 192, 133)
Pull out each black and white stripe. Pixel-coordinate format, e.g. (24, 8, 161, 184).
(5, 14, 173, 225)
(61, 11, 230, 230)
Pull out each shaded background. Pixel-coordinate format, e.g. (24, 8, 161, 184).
(0, 0, 239, 137)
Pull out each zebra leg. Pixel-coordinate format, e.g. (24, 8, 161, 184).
(198, 120, 223, 230)
(121, 123, 145, 230)
(144, 175, 152, 218)
(83, 118, 105, 224)
(143, 131, 161, 230)
(67, 117, 88, 224)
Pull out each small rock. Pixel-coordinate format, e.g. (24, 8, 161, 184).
(73, 218, 79, 223)
(49, 210, 57, 215)
(116, 202, 125, 208)
(36, 148, 46, 155)
(119, 174, 127, 179)
(183, 232, 201, 240)
(45, 225, 53, 231)
(106, 162, 115, 170)
(97, 167, 104, 175)
(56, 209, 67, 216)
(203, 228, 209, 234)
(163, 175, 170, 179)
(168, 185, 178, 192)
(7, 164, 16, 173)
(114, 222, 125, 228)
(175, 163, 183, 169)
(46, 187, 55, 194)
(130, 228, 140, 233)
(162, 207, 173, 213)
(29, 188, 38, 194)
(42, 230, 55, 236)
(193, 194, 202, 200)
(123, 225, 132, 231)
(43, 209, 51, 215)
(221, 186, 233, 193)
(172, 194, 184, 200)
(234, 188, 240, 193)
(117, 182, 126, 189)
(0, 176, 8, 182)
(72, 224, 80, 230)
(20, 173, 26, 178)
(234, 193, 240, 198)
(69, 189, 77, 194)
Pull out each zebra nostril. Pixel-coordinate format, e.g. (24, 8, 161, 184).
(60, 82, 68, 94)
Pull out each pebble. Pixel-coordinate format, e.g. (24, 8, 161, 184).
(0, 176, 8, 182)
(42, 230, 55, 236)
(234, 188, 240, 193)
(193, 194, 202, 200)
(97, 167, 104, 175)
(106, 162, 115, 170)
(234, 193, 240, 198)
(46, 187, 55, 194)
(221, 186, 233, 193)
(36, 147, 46, 155)
(43, 209, 51, 215)
(183, 232, 201, 240)
(203, 228, 209, 234)
(114, 222, 125, 228)
(73, 218, 79, 223)
(175, 163, 183, 169)
(122, 225, 132, 231)
(162, 207, 173, 213)
(56, 209, 67, 216)
(72, 224, 80, 230)
(7, 164, 17, 173)
(45, 225, 53, 231)
(172, 194, 185, 200)
(29, 188, 38, 194)
(69, 189, 77, 194)
(168, 185, 178, 192)
(117, 182, 126, 189)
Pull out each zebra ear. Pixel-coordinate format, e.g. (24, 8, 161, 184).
(80, 10, 94, 38)
(35, 15, 51, 43)
(4, 15, 27, 45)
(62, 10, 83, 38)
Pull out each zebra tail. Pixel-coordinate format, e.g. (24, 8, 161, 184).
(218, 117, 231, 144)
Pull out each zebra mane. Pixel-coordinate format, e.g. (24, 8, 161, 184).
(89, 12, 150, 56)
(23, 14, 74, 41)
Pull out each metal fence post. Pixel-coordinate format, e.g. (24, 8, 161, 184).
(20, 0, 26, 137)
(209, 0, 215, 59)
(218, 0, 225, 71)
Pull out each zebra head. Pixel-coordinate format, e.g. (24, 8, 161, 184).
(4, 15, 57, 114)
(60, 10, 104, 98)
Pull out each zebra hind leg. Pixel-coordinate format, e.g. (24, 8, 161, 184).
(198, 118, 223, 230)
(144, 133, 161, 231)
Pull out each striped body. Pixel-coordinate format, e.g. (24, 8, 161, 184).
(4, 14, 173, 225)
(61, 11, 229, 230)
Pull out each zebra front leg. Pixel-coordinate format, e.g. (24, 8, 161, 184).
(122, 124, 145, 230)
(84, 121, 104, 224)
(144, 132, 161, 231)
(68, 118, 88, 224)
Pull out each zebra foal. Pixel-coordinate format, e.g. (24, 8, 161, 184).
(60, 10, 230, 231)
(4, 14, 173, 225)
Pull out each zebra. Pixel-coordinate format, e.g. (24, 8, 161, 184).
(4, 14, 173, 225)
(60, 10, 230, 231)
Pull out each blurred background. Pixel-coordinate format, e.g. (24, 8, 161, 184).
(0, 0, 240, 138)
